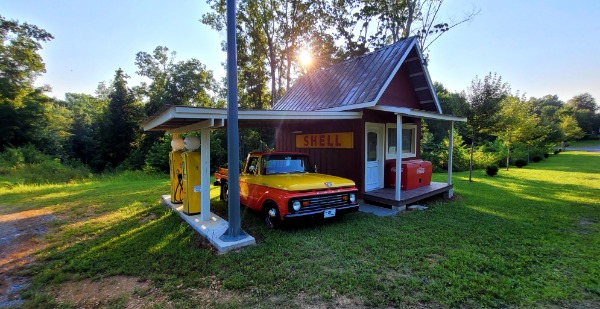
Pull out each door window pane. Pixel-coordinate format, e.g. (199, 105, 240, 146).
(367, 132, 378, 161)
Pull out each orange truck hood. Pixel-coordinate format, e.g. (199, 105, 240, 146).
(259, 173, 355, 191)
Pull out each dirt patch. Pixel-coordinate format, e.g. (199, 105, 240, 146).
(54, 275, 252, 308)
(183, 275, 249, 307)
(139, 212, 158, 224)
(0, 208, 54, 307)
(54, 276, 169, 308)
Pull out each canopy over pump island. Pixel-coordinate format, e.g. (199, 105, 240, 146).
(144, 36, 466, 252)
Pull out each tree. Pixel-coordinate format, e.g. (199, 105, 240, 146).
(135, 46, 219, 116)
(62, 93, 106, 169)
(0, 15, 54, 150)
(426, 82, 469, 143)
(465, 73, 510, 181)
(101, 69, 144, 169)
(566, 93, 598, 135)
(559, 115, 584, 149)
(567, 93, 597, 113)
(528, 95, 563, 119)
(495, 96, 540, 170)
(0, 88, 48, 150)
(0, 15, 53, 105)
(329, 0, 479, 57)
(203, 0, 327, 107)
(202, 0, 478, 109)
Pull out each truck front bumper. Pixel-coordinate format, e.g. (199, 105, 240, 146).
(283, 204, 359, 222)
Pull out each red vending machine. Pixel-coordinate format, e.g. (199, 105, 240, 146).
(389, 160, 432, 190)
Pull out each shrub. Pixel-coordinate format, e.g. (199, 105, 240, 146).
(486, 165, 499, 176)
(554, 150, 559, 155)
(515, 159, 527, 168)
(543, 153, 549, 158)
(532, 156, 542, 162)
(471, 149, 500, 170)
(144, 135, 172, 173)
(0, 146, 91, 184)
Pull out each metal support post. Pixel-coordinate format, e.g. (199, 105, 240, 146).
(395, 114, 403, 201)
(447, 121, 454, 198)
(220, 0, 246, 241)
(200, 128, 211, 221)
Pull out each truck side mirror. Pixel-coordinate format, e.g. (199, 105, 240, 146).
(314, 165, 318, 173)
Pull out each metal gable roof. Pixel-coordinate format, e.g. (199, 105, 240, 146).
(273, 37, 418, 112)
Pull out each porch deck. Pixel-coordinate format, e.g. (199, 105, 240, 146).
(362, 182, 452, 207)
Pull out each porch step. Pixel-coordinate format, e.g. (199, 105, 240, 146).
(358, 203, 400, 217)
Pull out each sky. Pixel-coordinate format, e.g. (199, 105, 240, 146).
(3, 0, 600, 103)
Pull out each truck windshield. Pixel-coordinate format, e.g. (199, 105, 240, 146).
(261, 154, 311, 175)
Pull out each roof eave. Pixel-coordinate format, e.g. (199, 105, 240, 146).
(369, 105, 466, 122)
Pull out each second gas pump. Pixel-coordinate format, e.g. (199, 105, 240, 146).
(181, 136, 201, 215)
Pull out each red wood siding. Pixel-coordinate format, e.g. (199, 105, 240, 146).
(377, 64, 421, 109)
(274, 113, 423, 195)
(275, 119, 364, 193)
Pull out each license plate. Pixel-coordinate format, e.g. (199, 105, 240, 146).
(324, 209, 336, 218)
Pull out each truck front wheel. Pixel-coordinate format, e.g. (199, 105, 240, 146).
(263, 202, 281, 229)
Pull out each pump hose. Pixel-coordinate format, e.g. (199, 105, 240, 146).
(171, 159, 184, 203)
(175, 172, 183, 203)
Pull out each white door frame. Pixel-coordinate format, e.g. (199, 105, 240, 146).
(364, 122, 385, 191)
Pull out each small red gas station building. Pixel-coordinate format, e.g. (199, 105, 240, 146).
(145, 36, 466, 209)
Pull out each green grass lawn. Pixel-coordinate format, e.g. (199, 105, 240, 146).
(569, 139, 600, 147)
(2, 152, 599, 308)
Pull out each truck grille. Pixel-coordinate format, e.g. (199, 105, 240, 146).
(291, 193, 356, 213)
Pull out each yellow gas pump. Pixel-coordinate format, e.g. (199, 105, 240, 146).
(169, 150, 184, 204)
(181, 136, 201, 215)
(169, 136, 185, 204)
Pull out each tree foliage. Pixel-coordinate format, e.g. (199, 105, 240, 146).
(135, 46, 220, 116)
(101, 69, 144, 169)
(202, 1, 478, 108)
(0, 16, 55, 151)
(465, 73, 510, 180)
(566, 93, 598, 135)
(0, 15, 54, 105)
(494, 96, 540, 170)
(559, 114, 585, 143)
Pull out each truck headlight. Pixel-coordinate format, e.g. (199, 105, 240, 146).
(292, 200, 301, 211)
(349, 193, 356, 203)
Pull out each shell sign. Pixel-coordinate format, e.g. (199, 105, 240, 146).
(295, 132, 354, 149)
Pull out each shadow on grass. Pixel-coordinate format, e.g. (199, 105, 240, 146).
(13, 157, 600, 308)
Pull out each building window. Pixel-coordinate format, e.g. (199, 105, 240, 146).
(386, 123, 417, 159)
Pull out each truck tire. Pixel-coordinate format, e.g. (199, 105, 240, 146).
(263, 202, 281, 229)
(220, 181, 228, 202)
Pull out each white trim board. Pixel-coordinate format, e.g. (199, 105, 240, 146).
(144, 105, 363, 132)
(368, 106, 467, 122)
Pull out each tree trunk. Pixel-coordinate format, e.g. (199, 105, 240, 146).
(267, 34, 277, 107)
(469, 139, 474, 182)
(402, 0, 416, 38)
(527, 145, 530, 164)
(506, 145, 510, 171)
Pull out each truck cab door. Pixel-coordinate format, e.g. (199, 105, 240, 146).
(240, 156, 259, 205)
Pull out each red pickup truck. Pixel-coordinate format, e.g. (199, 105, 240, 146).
(214, 152, 359, 228)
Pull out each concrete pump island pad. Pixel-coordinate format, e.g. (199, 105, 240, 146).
(161, 195, 256, 254)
